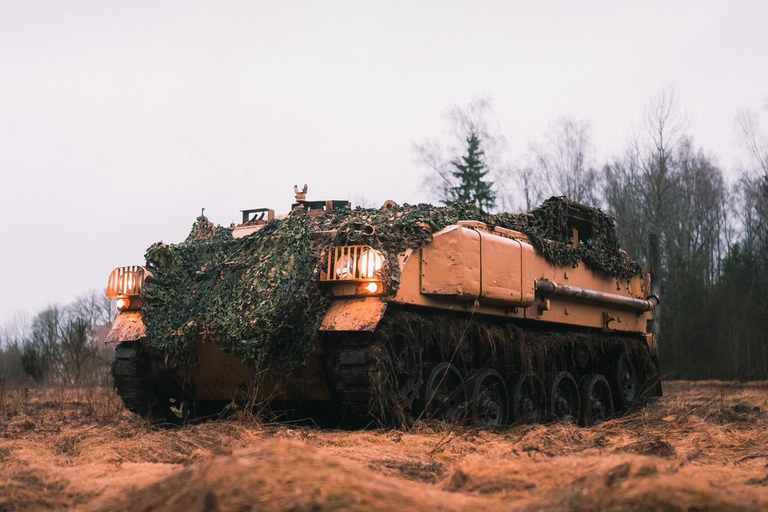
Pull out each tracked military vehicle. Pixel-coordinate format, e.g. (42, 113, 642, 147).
(106, 186, 661, 427)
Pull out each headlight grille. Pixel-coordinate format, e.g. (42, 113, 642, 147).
(106, 266, 147, 298)
(322, 245, 383, 282)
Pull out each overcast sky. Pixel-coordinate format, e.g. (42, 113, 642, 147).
(1, 1, 767, 326)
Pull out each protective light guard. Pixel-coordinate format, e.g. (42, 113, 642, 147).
(106, 266, 148, 298)
(321, 245, 382, 283)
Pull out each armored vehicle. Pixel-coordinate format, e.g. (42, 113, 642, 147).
(106, 187, 661, 427)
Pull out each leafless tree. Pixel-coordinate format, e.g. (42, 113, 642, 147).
(722, 99, 768, 378)
(736, 100, 768, 176)
(601, 87, 749, 378)
(21, 306, 61, 383)
(604, 86, 689, 260)
(643, 87, 689, 235)
(496, 163, 544, 211)
(71, 290, 116, 326)
(734, 99, 768, 257)
(15, 291, 113, 385)
(59, 315, 100, 385)
(527, 117, 600, 205)
(665, 139, 728, 285)
(0, 312, 31, 383)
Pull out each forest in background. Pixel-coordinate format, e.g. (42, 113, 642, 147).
(1, 88, 766, 384)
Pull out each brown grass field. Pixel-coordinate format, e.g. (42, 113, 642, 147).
(0, 381, 767, 512)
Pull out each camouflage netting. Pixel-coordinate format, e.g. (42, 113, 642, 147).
(142, 197, 645, 371)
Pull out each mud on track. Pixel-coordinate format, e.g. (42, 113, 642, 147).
(1, 381, 767, 511)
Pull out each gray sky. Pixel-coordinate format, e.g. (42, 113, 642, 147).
(1, 1, 767, 325)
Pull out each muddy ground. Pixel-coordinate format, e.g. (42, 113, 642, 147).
(0, 381, 766, 511)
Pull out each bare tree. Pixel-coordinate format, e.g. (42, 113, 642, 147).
(724, 99, 768, 378)
(527, 117, 600, 205)
(0, 312, 31, 383)
(603, 148, 649, 260)
(0, 312, 30, 349)
(71, 290, 116, 326)
(602, 88, 743, 378)
(17, 292, 112, 385)
(604, 86, 689, 260)
(641, 86, 689, 238)
(22, 306, 61, 383)
(736, 100, 768, 176)
(498, 163, 546, 211)
(59, 315, 100, 385)
(665, 140, 728, 284)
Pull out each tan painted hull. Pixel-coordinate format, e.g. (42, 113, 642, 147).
(108, 220, 656, 403)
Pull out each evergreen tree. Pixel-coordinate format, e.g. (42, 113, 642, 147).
(447, 130, 496, 210)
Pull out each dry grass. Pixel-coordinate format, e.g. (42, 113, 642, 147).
(0, 381, 766, 511)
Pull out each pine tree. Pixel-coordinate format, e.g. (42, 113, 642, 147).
(447, 130, 496, 210)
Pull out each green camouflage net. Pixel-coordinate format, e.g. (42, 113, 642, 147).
(142, 197, 645, 371)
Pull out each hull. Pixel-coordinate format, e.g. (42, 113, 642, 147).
(107, 214, 659, 426)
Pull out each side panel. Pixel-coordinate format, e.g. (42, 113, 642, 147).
(478, 231, 535, 306)
(520, 242, 536, 305)
(526, 256, 652, 334)
(421, 226, 481, 300)
(390, 223, 652, 335)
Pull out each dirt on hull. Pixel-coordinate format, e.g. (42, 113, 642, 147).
(0, 381, 766, 511)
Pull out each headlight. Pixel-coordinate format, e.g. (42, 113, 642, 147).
(358, 247, 383, 278)
(335, 254, 353, 279)
(330, 246, 384, 280)
(119, 272, 136, 294)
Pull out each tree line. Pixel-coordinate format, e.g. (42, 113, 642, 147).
(0, 292, 115, 386)
(415, 90, 768, 380)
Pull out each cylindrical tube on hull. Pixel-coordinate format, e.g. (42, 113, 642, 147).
(535, 279, 658, 312)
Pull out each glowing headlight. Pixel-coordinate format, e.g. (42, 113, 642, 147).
(118, 272, 136, 295)
(358, 248, 383, 278)
(335, 254, 353, 278)
(333, 247, 383, 279)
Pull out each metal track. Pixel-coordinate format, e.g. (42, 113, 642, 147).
(326, 335, 376, 424)
(112, 341, 158, 416)
(324, 311, 660, 427)
(111, 341, 180, 423)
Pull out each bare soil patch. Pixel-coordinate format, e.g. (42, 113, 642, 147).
(1, 381, 766, 511)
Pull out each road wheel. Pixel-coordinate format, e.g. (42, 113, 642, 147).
(510, 371, 545, 424)
(419, 362, 467, 423)
(579, 374, 614, 427)
(467, 369, 508, 428)
(544, 371, 580, 423)
(575, 345, 591, 370)
(608, 347, 639, 409)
